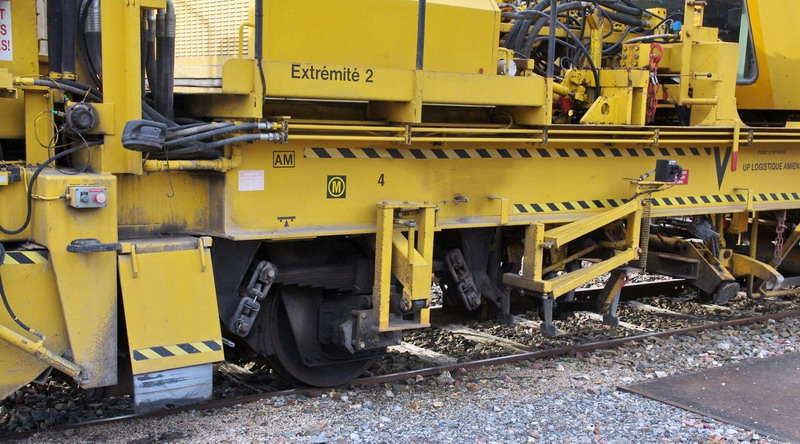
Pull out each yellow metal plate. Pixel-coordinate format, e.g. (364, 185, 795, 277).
(0, 251, 68, 399)
(118, 237, 224, 375)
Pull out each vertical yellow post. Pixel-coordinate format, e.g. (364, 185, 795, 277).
(586, 10, 604, 69)
(677, 0, 706, 106)
(747, 211, 759, 297)
(416, 207, 435, 325)
(373, 205, 394, 329)
(522, 223, 545, 281)
(99, 0, 149, 174)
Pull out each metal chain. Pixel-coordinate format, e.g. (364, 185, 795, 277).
(646, 43, 664, 124)
(774, 210, 787, 265)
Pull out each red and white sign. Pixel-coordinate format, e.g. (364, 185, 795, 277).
(238, 170, 264, 192)
(0, 1, 11, 61)
(675, 169, 689, 185)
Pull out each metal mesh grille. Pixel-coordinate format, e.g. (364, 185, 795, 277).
(174, 0, 250, 58)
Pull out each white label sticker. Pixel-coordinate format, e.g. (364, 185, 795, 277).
(0, 1, 11, 61)
(238, 170, 264, 192)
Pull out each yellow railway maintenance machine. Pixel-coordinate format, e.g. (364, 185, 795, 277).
(1, 0, 800, 410)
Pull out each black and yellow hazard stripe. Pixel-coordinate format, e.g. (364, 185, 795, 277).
(514, 198, 629, 214)
(305, 146, 710, 160)
(132, 339, 223, 361)
(513, 192, 800, 214)
(1, 250, 49, 265)
(752, 192, 800, 203)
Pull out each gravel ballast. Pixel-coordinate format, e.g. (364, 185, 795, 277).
(15, 316, 798, 444)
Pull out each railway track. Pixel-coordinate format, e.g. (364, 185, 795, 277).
(2, 280, 800, 442)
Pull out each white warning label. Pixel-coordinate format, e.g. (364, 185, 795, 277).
(238, 170, 264, 192)
(0, 1, 10, 61)
(0, 1, 10, 62)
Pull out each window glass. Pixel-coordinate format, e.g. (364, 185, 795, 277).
(623, 0, 757, 83)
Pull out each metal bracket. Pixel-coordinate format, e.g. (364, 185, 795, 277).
(119, 242, 139, 278)
(487, 195, 509, 225)
(503, 198, 642, 297)
(374, 201, 437, 332)
(734, 187, 753, 212)
(66, 238, 120, 253)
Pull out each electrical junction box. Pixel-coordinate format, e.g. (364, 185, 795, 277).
(68, 186, 108, 208)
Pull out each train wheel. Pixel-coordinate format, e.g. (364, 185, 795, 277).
(261, 286, 375, 387)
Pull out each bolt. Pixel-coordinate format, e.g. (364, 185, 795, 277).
(360, 312, 367, 320)
(358, 342, 366, 349)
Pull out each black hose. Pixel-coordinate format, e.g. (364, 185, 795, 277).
(58, 79, 102, 99)
(0, 243, 44, 340)
(164, 134, 268, 157)
(507, 10, 601, 98)
(0, 254, 39, 339)
(593, 0, 644, 17)
(620, 0, 665, 19)
(546, 0, 557, 79)
(600, 9, 650, 28)
(142, 101, 179, 128)
(78, 0, 102, 88)
(32, 79, 102, 102)
(601, 26, 632, 55)
(533, 36, 576, 50)
(164, 123, 262, 148)
(166, 122, 234, 140)
(61, 0, 78, 75)
(145, 11, 157, 97)
(47, 0, 64, 75)
(518, 2, 584, 59)
(154, 1, 175, 119)
(254, 0, 267, 95)
(140, 15, 148, 94)
(507, 1, 549, 54)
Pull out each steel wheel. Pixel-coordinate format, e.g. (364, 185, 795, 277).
(260, 287, 374, 387)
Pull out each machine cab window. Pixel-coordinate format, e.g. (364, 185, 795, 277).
(629, 0, 757, 84)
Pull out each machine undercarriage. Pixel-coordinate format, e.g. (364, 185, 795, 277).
(1, 0, 800, 410)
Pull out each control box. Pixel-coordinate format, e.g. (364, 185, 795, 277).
(68, 186, 108, 208)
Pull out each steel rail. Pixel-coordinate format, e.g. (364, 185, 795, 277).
(2, 307, 798, 441)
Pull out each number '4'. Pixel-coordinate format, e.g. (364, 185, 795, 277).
(378, 174, 385, 186)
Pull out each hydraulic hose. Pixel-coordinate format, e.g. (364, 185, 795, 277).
(145, 11, 157, 97)
(164, 133, 282, 157)
(47, 0, 64, 75)
(61, 0, 78, 76)
(155, 1, 176, 119)
(32, 79, 102, 102)
(164, 122, 268, 148)
(0, 244, 44, 340)
(546, 0, 558, 79)
(504, 1, 550, 55)
(600, 9, 650, 28)
(519, 2, 584, 59)
(254, 0, 267, 95)
(593, 0, 644, 17)
(142, 101, 179, 128)
(166, 122, 234, 140)
(79, 0, 102, 87)
(503, 10, 601, 98)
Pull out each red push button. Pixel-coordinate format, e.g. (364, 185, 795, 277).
(94, 193, 107, 204)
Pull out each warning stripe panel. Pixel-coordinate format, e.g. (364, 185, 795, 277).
(132, 339, 223, 361)
(2, 251, 50, 265)
(513, 193, 800, 214)
(305, 146, 711, 160)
